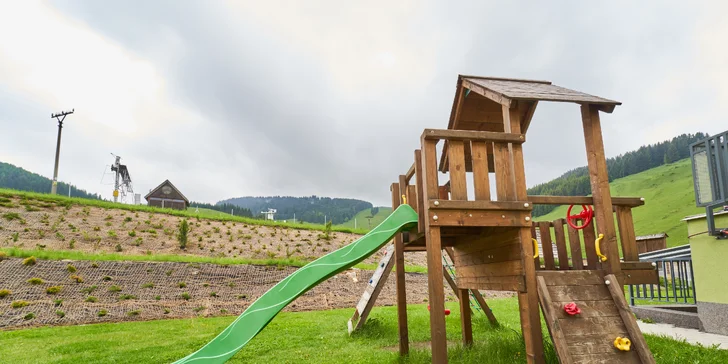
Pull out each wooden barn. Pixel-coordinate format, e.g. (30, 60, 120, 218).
(144, 180, 189, 210)
(636, 233, 668, 254)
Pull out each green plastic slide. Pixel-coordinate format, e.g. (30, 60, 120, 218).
(174, 204, 418, 363)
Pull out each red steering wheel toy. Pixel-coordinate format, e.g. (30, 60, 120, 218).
(566, 205, 594, 230)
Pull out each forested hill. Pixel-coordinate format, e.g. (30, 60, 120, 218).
(0, 161, 101, 200)
(528, 132, 707, 217)
(217, 196, 373, 224)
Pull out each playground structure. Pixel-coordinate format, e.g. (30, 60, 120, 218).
(363, 75, 660, 363)
(176, 75, 660, 363)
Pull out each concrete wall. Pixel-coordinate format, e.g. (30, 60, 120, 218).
(686, 212, 728, 335)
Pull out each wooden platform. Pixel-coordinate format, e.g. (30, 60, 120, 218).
(536, 271, 655, 364)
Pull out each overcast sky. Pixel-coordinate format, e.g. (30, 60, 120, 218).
(1, 1, 726, 206)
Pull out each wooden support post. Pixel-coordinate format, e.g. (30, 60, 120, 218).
(505, 104, 544, 364)
(604, 274, 656, 364)
(581, 104, 620, 274)
(392, 181, 409, 356)
(415, 150, 425, 234)
(421, 138, 448, 364)
(459, 288, 473, 347)
(615, 206, 638, 261)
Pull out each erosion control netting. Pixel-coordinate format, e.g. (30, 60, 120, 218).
(0, 258, 432, 329)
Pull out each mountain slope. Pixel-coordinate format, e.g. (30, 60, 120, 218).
(0, 161, 100, 199)
(536, 158, 700, 247)
(218, 196, 372, 225)
(336, 207, 393, 230)
(528, 132, 707, 217)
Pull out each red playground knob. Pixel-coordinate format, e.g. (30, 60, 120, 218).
(566, 205, 594, 230)
(427, 305, 451, 316)
(564, 302, 581, 316)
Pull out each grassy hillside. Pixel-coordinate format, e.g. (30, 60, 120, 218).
(337, 207, 393, 230)
(0, 187, 365, 234)
(536, 158, 701, 247)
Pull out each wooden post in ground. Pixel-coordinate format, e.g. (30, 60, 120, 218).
(504, 104, 544, 364)
(421, 137, 448, 364)
(392, 181, 409, 355)
(459, 288, 473, 346)
(581, 105, 620, 274)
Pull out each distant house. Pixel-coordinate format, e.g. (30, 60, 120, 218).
(144, 180, 189, 210)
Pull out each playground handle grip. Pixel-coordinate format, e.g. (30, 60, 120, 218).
(532, 238, 539, 259)
(595, 233, 607, 262)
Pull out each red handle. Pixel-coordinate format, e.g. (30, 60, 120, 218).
(566, 205, 593, 230)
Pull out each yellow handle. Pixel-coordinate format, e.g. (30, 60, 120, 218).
(532, 239, 539, 259)
(401, 194, 407, 205)
(595, 233, 607, 262)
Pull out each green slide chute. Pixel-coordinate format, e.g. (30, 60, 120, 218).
(174, 205, 418, 363)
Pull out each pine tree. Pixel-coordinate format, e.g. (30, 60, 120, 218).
(664, 143, 680, 164)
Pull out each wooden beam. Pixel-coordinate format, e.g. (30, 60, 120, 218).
(615, 206, 638, 262)
(428, 200, 532, 211)
(405, 162, 415, 183)
(581, 104, 620, 274)
(528, 195, 644, 207)
(471, 140, 491, 201)
(462, 79, 512, 107)
(427, 209, 532, 227)
(422, 128, 525, 143)
(520, 101, 539, 134)
(459, 288, 473, 347)
(420, 136, 448, 363)
(507, 104, 545, 364)
(537, 275, 573, 364)
(448, 141, 468, 200)
(552, 219, 570, 270)
(415, 150, 426, 234)
(604, 274, 656, 364)
(393, 179, 409, 356)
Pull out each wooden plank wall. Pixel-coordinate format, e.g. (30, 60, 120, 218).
(533, 204, 642, 272)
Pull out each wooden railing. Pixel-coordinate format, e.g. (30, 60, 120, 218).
(531, 197, 645, 271)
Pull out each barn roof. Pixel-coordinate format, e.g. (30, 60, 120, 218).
(636, 233, 669, 240)
(144, 179, 189, 203)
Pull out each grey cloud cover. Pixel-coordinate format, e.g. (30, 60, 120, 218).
(1, 1, 725, 206)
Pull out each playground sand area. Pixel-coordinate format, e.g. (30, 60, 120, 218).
(0, 257, 514, 330)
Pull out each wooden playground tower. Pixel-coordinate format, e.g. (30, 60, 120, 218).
(378, 75, 660, 363)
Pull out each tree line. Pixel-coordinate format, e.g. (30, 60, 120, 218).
(0, 161, 102, 200)
(188, 201, 254, 218)
(218, 195, 373, 224)
(528, 132, 708, 217)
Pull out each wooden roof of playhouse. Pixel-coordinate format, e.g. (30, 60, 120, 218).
(440, 75, 621, 173)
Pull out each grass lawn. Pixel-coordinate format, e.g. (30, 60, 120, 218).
(1, 299, 725, 363)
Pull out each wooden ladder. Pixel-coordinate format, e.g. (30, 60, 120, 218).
(536, 270, 655, 364)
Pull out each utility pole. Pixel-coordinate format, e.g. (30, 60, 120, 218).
(111, 155, 121, 203)
(50, 109, 74, 194)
